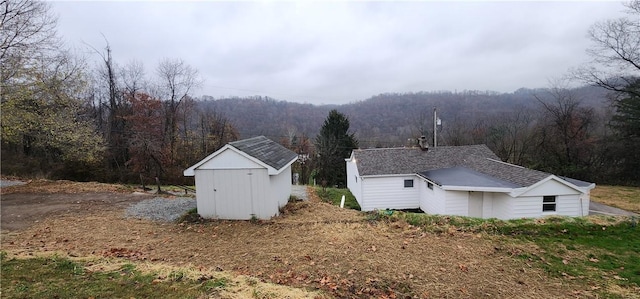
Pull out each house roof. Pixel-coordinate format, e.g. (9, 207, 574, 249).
(229, 136, 298, 170)
(418, 166, 521, 189)
(351, 145, 577, 188)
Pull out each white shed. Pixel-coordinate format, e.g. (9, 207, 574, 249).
(184, 136, 298, 220)
(346, 145, 595, 220)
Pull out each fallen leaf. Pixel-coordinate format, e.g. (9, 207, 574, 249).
(589, 257, 599, 263)
(562, 259, 569, 265)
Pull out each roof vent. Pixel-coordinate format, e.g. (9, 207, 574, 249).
(418, 136, 429, 151)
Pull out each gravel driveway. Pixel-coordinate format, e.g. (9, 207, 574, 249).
(125, 197, 196, 222)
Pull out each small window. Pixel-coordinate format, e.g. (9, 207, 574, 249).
(404, 179, 414, 188)
(427, 182, 433, 190)
(355, 176, 358, 183)
(542, 196, 556, 212)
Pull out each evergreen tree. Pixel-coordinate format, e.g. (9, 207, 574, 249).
(609, 81, 640, 184)
(314, 110, 358, 187)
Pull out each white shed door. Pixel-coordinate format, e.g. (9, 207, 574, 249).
(213, 169, 260, 220)
(468, 191, 483, 218)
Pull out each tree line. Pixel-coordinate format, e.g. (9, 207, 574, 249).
(1, 0, 638, 186)
(1, 0, 237, 184)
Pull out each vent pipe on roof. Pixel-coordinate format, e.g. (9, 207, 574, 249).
(418, 135, 428, 151)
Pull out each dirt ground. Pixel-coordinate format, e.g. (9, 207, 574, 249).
(1, 181, 599, 298)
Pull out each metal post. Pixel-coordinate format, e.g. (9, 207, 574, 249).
(433, 107, 437, 148)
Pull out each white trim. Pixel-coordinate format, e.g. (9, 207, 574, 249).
(361, 173, 416, 179)
(440, 185, 514, 193)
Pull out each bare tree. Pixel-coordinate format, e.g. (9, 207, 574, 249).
(485, 107, 537, 165)
(533, 86, 596, 178)
(574, 1, 640, 95)
(120, 59, 146, 97)
(155, 58, 202, 161)
(1, 0, 59, 95)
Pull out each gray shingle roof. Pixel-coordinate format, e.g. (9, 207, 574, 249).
(230, 136, 297, 170)
(418, 167, 521, 188)
(352, 145, 562, 188)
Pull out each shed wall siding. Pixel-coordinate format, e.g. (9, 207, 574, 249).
(194, 169, 217, 218)
(360, 176, 420, 211)
(195, 168, 274, 220)
(270, 165, 293, 208)
(444, 191, 469, 216)
(198, 149, 263, 170)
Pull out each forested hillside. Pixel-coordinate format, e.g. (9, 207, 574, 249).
(199, 86, 610, 147)
(2, 0, 637, 186)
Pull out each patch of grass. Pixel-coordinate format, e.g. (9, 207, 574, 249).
(591, 185, 640, 213)
(0, 255, 213, 298)
(369, 211, 640, 295)
(314, 187, 360, 210)
(497, 217, 640, 288)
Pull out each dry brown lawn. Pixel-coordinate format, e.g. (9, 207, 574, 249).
(591, 185, 640, 213)
(1, 184, 605, 298)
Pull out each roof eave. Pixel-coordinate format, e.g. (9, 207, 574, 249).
(441, 185, 515, 192)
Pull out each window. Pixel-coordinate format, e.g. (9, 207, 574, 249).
(355, 176, 358, 183)
(542, 196, 556, 212)
(404, 179, 414, 188)
(427, 182, 433, 190)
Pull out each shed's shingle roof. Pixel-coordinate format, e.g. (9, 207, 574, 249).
(230, 136, 297, 170)
(352, 145, 554, 188)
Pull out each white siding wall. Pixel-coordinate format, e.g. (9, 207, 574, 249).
(195, 168, 275, 220)
(444, 191, 469, 216)
(519, 179, 578, 197)
(580, 191, 591, 217)
(198, 149, 263, 169)
(346, 160, 362, 206)
(270, 165, 293, 209)
(482, 193, 494, 218)
(490, 193, 513, 220)
(247, 168, 274, 219)
(512, 179, 588, 219)
(511, 196, 545, 218)
(360, 176, 420, 211)
(418, 180, 445, 215)
(194, 169, 216, 218)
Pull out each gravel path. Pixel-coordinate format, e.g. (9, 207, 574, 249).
(125, 197, 196, 222)
(291, 185, 309, 200)
(0, 179, 27, 188)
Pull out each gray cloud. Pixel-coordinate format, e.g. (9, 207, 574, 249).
(52, 1, 626, 105)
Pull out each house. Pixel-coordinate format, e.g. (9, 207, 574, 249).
(184, 136, 298, 220)
(345, 144, 595, 219)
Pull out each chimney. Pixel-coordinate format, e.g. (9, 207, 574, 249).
(418, 136, 428, 151)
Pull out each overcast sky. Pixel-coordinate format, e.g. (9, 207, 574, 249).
(52, 1, 626, 105)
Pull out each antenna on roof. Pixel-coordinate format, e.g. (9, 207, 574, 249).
(433, 107, 441, 148)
